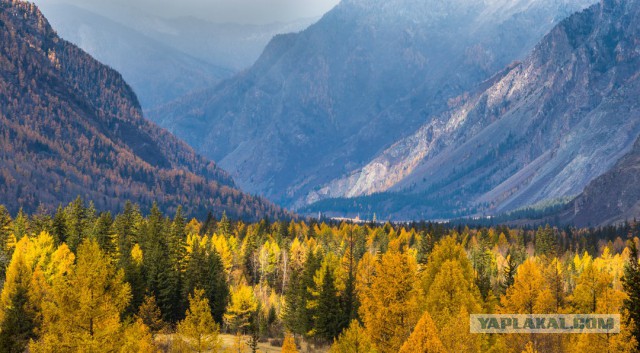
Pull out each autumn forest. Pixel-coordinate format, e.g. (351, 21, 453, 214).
(0, 198, 638, 353)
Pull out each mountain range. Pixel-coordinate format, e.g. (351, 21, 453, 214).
(150, 0, 596, 212)
(33, 1, 315, 110)
(0, 0, 287, 220)
(4, 0, 640, 226)
(306, 0, 640, 222)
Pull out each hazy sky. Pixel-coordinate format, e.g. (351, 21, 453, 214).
(36, 0, 342, 24)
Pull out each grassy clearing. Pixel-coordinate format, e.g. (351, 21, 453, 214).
(155, 334, 331, 353)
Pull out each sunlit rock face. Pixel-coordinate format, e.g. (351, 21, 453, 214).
(309, 0, 640, 220)
(151, 0, 594, 209)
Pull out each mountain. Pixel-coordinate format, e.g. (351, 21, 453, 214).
(130, 15, 318, 72)
(151, 0, 595, 207)
(0, 0, 287, 220)
(306, 0, 640, 220)
(570, 136, 640, 227)
(34, 2, 233, 110)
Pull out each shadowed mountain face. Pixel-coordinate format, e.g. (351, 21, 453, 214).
(0, 0, 288, 220)
(570, 132, 640, 227)
(151, 0, 594, 207)
(35, 3, 233, 110)
(307, 0, 640, 220)
(34, 1, 316, 110)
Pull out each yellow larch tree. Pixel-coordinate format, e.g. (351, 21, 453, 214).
(399, 311, 446, 353)
(282, 333, 299, 353)
(359, 249, 422, 353)
(225, 284, 258, 333)
(175, 288, 221, 353)
(330, 320, 373, 353)
(30, 240, 131, 353)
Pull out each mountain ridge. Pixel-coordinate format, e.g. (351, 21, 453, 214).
(306, 0, 640, 220)
(0, 0, 288, 220)
(151, 0, 595, 208)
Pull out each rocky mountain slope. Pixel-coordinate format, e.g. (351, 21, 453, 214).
(35, 3, 233, 109)
(570, 135, 640, 227)
(308, 0, 640, 220)
(151, 0, 594, 207)
(34, 1, 315, 109)
(0, 0, 287, 220)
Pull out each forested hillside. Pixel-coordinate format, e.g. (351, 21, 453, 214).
(0, 0, 286, 221)
(0, 201, 638, 352)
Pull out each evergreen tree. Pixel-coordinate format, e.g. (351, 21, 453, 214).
(30, 204, 53, 235)
(217, 211, 232, 237)
(13, 207, 29, 241)
(535, 225, 557, 258)
(136, 295, 167, 334)
(206, 248, 229, 324)
(315, 268, 343, 341)
(622, 240, 640, 343)
(142, 203, 180, 322)
(64, 196, 88, 252)
(282, 267, 307, 336)
(0, 205, 12, 280)
(51, 206, 67, 246)
(501, 251, 517, 294)
(417, 232, 434, 266)
(92, 212, 116, 259)
(201, 211, 216, 236)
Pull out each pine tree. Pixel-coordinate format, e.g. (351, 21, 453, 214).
(535, 225, 557, 258)
(417, 232, 434, 266)
(282, 267, 307, 336)
(175, 289, 221, 353)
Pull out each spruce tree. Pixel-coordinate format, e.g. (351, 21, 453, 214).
(0, 206, 12, 280)
(65, 196, 87, 252)
(206, 249, 229, 324)
(13, 208, 29, 241)
(622, 240, 640, 343)
(315, 268, 342, 341)
(92, 212, 116, 259)
(51, 205, 67, 246)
